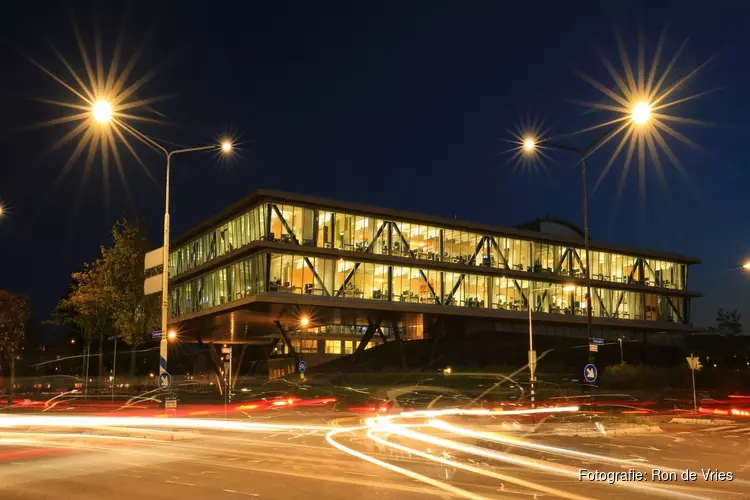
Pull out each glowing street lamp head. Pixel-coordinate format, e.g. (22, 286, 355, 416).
(743, 262, 750, 271)
(92, 99, 113, 124)
(300, 316, 310, 327)
(0, 205, 4, 216)
(523, 138, 536, 152)
(167, 330, 177, 341)
(631, 101, 651, 125)
(221, 141, 232, 153)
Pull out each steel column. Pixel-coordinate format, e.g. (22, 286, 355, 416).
(273, 320, 297, 358)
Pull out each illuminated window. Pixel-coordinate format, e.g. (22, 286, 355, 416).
(325, 340, 342, 354)
(294, 340, 317, 353)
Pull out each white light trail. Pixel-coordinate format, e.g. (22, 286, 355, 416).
(326, 426, 488, 500)
(429, 418, 750, 489)
(0, 416, 333, 432)
(363, 412, 711, 500)
(366, 429, 589, 500)
(431, 418, 637, 466)
(371, 416, 571, 477)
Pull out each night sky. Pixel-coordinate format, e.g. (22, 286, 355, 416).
(0, 1, 748, 332)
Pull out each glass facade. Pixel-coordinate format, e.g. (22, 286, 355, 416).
(170, 205, 266, 278)
(167, 197, 694, 326)
(280, 339, 378, 355)
(169, 254, 265, 317)
(169, 251, 690, 324)
(170, 201, 689, 294)
(268, 253, 336, 296)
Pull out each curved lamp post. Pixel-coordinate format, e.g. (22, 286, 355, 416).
(523, 101, 653, 357)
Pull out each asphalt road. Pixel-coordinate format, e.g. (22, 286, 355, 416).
(1, 412, 750, 499)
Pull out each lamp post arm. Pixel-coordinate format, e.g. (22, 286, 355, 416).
(115, 121, 170, 157)
(542, 122, 621, 158)
(543, 142, 583, 155)
(168, 145, 220, 157)
(582, 123, 621, 157)
(158, 142, 221, 386)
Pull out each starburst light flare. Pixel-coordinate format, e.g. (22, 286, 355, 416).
(28, 18, 170, 198)
(573, 28, 717, 195)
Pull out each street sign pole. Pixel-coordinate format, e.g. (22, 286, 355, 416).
(686, 354, 702, 413)
(221, 345, 232, 419)
(691, 358, 697, 413)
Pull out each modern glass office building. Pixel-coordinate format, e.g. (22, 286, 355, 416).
(167, 190, 701, 358)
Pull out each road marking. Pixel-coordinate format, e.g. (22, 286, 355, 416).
(166, 480, 196, 487)
(606, 443, 661, 452)
(701, 425, 740, 432)
(344, 471, 378, 477)
(223, 489, 260, 497)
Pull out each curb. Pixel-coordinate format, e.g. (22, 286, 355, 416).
(91, 426, 200, 441)
(668, 418, 734, 425)
(548, 424, 663, 437)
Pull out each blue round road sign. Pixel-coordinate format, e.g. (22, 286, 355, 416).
(298, 360, 307, 373)
(583, 364, 598, 383)
(158, 372, 172, 390)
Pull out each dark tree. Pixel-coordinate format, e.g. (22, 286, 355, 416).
(716, 308, 742, 336)
(0, 291, 31, 404)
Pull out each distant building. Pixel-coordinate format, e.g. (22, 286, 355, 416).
(166, 190, 701, 365)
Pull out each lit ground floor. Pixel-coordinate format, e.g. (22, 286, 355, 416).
(166, 292, 698, 380)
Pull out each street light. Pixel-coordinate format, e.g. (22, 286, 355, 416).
(743, 262, 750, 271)
(85, 99, 231, 379)
(92, 99, 113, 124)
(126, 135, 233, 381)
(299, 316, 310, 327)
(527, 283, 575, 408)
(631, 101, 652, 125)
(37, 51, 233, 382)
